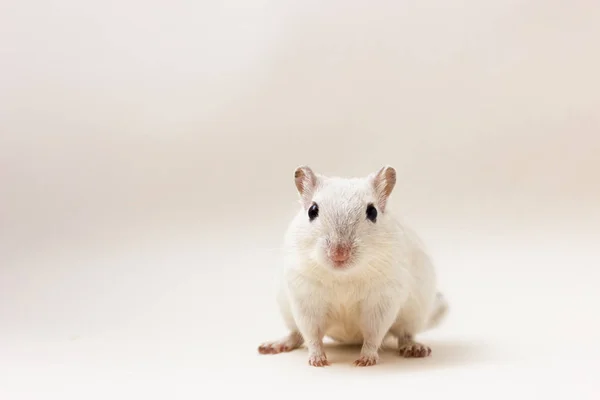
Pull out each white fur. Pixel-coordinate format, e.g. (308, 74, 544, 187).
(260, 167, 447, 366)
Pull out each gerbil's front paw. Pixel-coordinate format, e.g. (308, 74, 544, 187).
(353, 353, 379, 367)
(308, 353, 329, 367)
(398, 342, 431, 358)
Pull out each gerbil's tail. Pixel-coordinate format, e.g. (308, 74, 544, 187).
(426, 291, 449, 330)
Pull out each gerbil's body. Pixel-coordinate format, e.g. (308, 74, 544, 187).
(279, 216, 440, 345)
(258, 166, 448, 367)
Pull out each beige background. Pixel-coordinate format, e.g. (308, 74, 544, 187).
(1, 1, 599, 398)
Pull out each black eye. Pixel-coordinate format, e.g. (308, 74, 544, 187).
(308, 203, 319, 221)
(366, 203, 377, 222)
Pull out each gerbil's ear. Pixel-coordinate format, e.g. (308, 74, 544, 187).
(294, 165, 318, 208)
(371, 166, 396, 211)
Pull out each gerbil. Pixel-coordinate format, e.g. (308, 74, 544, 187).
(258, 166, 448, 367)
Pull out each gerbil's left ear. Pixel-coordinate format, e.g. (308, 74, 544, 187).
(294, 165, 319, 208)
(370, 166, 396, 211)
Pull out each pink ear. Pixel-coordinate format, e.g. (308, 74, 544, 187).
(294, 166, 319, 208)
(371, 166, 396, 211)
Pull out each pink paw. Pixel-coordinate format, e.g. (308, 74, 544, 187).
(308, 353, 329, 367)
(258, 342, 293, 354)
(353, 354, 378, 367)
(398, 343, 431, 358)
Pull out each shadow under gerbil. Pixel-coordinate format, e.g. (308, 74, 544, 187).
(320, 337, 491, 371)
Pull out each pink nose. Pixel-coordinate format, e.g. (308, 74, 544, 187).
(329, 245, 351, 263)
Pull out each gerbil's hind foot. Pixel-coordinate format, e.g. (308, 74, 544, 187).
(258, 332, 303, 355)
(397, 335, 431, 358)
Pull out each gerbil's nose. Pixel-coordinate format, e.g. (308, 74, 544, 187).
(329, 244, 351, 263)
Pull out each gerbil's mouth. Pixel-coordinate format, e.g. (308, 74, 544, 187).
(327, 243, 353, 269)
(332, 260, 350, 269)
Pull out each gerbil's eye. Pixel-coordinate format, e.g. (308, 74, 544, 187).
(366, 203, 377, 223)
(308, 203, 319, 221)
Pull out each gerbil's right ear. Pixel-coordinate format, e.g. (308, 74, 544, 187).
(370, 165, 397, 212)
(294, 165, 318, 208)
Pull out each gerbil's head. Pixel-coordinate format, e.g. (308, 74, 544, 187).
(289, 165, 397, 272)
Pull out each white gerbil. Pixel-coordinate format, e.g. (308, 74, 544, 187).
(258, 166, 448, 367)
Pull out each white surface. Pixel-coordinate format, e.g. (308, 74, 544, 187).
(1, 1, 599, 399)
(2, 227, 599, 398)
